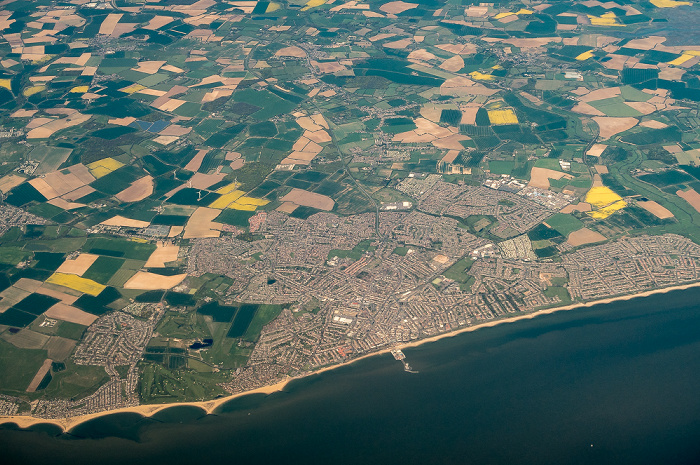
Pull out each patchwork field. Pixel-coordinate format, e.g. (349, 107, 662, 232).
(46, 273, 106, 297)
(677, 188, 700, 213)
(87, 158, 124, 178)
(567, 228, 607, 246)
(55, 254, 99, 276)
(183, 207, 223, 239)
(44, 303, 98, 326)
(585, 186, 627, 219)
(637, 200, 674, 219)
(487, 109, 518, 125)
(145, 243, 180, 268)
(124, 272, 187, 290)
(593, 117, 638, 139)
(25, 359, 52, 393)
(529, 167, 573, 189)
(280, 188, 335, 210)
(115, 176, 154, 202)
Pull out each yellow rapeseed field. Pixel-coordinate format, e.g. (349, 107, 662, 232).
(32, 55, 53, 65)
(228, 196, 269, 211)
(494, 9, 532, 19)
(266, 2, 281, 12)
(589, 200, 627, 219)
(587, 12, 623, 26)
(494, 12, 514, 19)
(23, 85, 45, 97)
(229, 203, 257, 211)
(0, 79, 11, 91)
(87, 157, 124, 178)
(585, 186, 626, 218)
(302, 0, 325, 11)
(47, 273, 106, 296)
(209, 181, 269, 209)
(120, 84, 146, 94)
(470, 71, 494, 81)
(233, 196, 269, 206)
(487, 109, 519, 125)
(668, 54, 694, 66)
(650, 0, 690, 7)
(215, 182, 242, 194)
(575, 50, 594, 61)
(70, 86, 89, 93)
(209, 190, 245, 209)
(585, 186, 622, 208)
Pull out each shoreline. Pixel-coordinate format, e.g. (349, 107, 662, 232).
(2, 281, 700, 432)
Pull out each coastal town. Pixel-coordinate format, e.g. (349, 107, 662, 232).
(4, 177, 700, 419)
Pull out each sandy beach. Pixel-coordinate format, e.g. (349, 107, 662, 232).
(3, 281, 700, 432)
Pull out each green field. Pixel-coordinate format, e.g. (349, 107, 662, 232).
(534, 158, 564, 171)
(30, 146, 73, 175)
(233, 88, 297, 120)
(139, 363, 228, 404)
(243, 304, 284, 342)
(42, 361, 111, 399)
(55, 321, 88, 340)
(638, 170, 693, 188)
(0, 339, 47, 394)
(589, 98, 643, 118)
(157, 312, 211, 340)
(543, 286, 571, 303)
(328, 239, 375, 261)
(489, 160, 515, 175)
(82, 256, 125, 284)
(83, 237, 157, 260)
(215, 209, 256, 227)
(545, 213, 584, 237)
(107, 259, 142, 287)
(393, 246, 409, 256)
(442, 257, 475, 283)
(0, 247, 29, 265)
